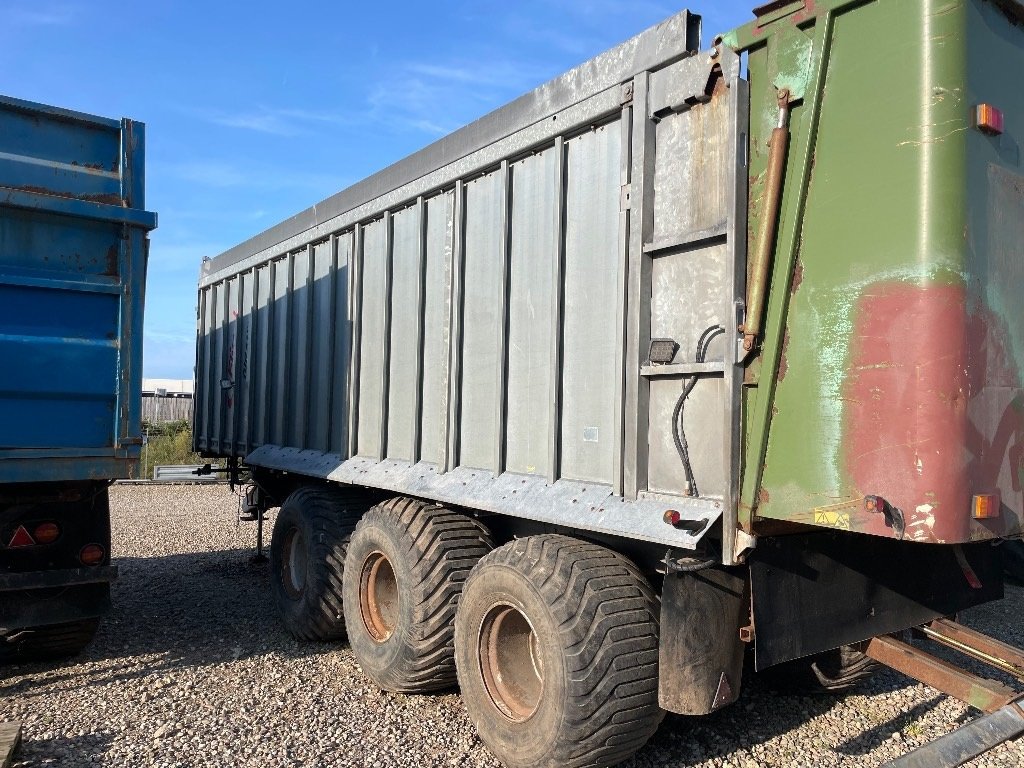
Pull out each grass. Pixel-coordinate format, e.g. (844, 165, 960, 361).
(140, 420, 214, 480)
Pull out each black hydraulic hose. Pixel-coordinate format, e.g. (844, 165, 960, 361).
(671, 325, 725, 497)
(671, 555, 719, 572)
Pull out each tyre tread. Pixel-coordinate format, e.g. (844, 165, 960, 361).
(271, 486, 372, 642)
(347, 497, 492, 693)
(461, 534, 663, 768)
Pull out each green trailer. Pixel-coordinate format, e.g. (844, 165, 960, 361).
(195, 1, 1024, 765)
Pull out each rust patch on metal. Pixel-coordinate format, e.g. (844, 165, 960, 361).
(104, 245, 119, 276)
(790, 260, 804, 294)
(10, 185, 124, 206)
(753, 0, 818, 32)
(778, 328, 791, 381)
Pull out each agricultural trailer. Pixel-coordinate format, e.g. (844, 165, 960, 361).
(195, 1, 1024, 765)
(0, 96, 155, 661)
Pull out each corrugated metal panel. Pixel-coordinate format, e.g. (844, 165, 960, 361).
(193, 16, 755, 552)
(560, 123, 622, 484)
(271, 255, 291, 446)
(357, 219, 387, 458)
(505, 148, 556, 477)
(459, 169, 504, 471)
(386, 205, 420, 462)
(419, 192, 453, 465)
(0, 95, 155, 483)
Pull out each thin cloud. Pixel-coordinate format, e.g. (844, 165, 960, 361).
(160, 206, 269, 224)
(161, 160, 347, 199)
(8, 6, 74, 26)
(201, 105, 350, 136)
(367, 56, 552, 137)
(170, 162, 249, 188)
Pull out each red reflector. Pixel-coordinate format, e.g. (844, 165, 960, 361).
(8, 526, 35, 548)
(79, 544, 105, 566)
(33, 522, 60, 544)
(976, 104, 1004, 135)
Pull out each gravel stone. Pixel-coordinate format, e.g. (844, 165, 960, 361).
(1, 483, 1022, 766)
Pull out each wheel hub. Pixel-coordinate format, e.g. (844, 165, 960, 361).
(478, 603, 544, 721)
(282, 527, 307, 598)
(359, 551, 399, 642)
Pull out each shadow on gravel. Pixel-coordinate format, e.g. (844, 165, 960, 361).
(635, 673, 900, 765)
(831, 694, 965, 756)
(13, 730, 112, 765)
(2, 537, 1018, 768)
(0, 547, 336, 693)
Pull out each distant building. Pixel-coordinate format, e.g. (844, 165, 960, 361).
(142, 379, 194, 423)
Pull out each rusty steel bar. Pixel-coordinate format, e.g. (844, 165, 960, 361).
(864, 635, 1018, 713)
(742, 89, 790, 353)
(922, 618, 1024, 680)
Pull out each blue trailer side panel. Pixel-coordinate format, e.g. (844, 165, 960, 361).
(0, 95, 156, 483)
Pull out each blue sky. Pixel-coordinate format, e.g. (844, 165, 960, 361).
(2, 0, 754, 379)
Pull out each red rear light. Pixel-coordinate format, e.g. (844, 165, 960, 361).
(8, 526, 35, 548)
(79, 544, 105, 566)
(33, 522, 60, 544)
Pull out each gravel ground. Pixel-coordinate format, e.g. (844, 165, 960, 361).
(1, 483, 1023, 767)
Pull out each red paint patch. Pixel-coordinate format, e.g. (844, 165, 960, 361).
(846, 284, 970, 541)
(845, 283, 1024, 542)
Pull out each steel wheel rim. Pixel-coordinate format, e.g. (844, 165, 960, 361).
(282, 527, 307, 598)
(478, 603, 544, 722)
(359, 551, 399, 642)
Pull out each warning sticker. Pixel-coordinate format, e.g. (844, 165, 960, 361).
(814, 510, 851, 530)
(812, 499, 859, 531)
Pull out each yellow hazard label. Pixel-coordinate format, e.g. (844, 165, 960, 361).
(814, 510, 851, 529)
(812, 500, 858, 530)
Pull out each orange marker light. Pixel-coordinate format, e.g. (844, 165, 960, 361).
(972, 493, 1001, 520)
(976, 104, 1004, 135)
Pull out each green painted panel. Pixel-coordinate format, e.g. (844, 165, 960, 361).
(732, 0, 1024, 544)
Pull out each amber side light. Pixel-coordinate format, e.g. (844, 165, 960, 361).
(972, 493, 1001, 520)
(975, 104, 1004, 135)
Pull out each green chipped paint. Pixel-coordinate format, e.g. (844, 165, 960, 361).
(770, 28, 814, 101)
(727, 0, 1024, 541)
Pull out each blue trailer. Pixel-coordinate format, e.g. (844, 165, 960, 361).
(0, 95, 155, 661)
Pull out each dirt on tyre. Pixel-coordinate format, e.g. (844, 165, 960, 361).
(270, 486, 371, 641)
(454, 534, 664, 768)
(342, 497, 492, 693)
